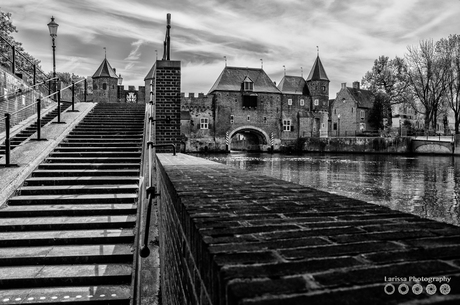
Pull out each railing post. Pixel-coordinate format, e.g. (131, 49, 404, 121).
(11, 46, 15, 74)
(33, 65, 36, 86)
(84, 79, 87, 103)
(36, 98, 42, 140)
(5, 113, 11, 166)
(68, 81, 79, 112)
(48, 79, 51, 96)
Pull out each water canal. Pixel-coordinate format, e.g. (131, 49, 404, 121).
(193, 152, 460, 227)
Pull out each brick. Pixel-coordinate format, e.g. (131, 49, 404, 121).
(209, 237, 330, 254)
(214, 251, 279, 266)
(363, 245, 460, 264)
(227, 276, 308, 303)
(280, 241, 403, 260)
(330, 230, 437, 243)
(222, 257, 363, 280)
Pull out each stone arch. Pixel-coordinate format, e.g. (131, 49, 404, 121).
(228, 125, 270, 145)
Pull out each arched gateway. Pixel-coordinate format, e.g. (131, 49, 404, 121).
(228, 126, 270, 151)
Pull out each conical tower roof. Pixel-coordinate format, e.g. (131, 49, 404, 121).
(92, 57, 118, 79)
(306, 56, 329, 82)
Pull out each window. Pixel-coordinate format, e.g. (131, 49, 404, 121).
(243, 95, 258, 108)
(333, 123, 337, 130)
(200, 118, 209, 129)
(314, 99, 319, 106)
(300, 99, 305, 106)
(288, 99, 292, 106)
(230, 115, 234, 124)
(247, 115, 250, 121)
(263, 116, 267, 124)
(334, 109, 336, 115)
(360, 110, 365, 120)
(102, 83, 107, 90)
(243, 76, 254, 91)
(322, 86, 326, 92)
(351, 107, 354, 114)
(283, 119, 292, 131)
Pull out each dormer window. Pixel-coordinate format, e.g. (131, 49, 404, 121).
(243, 76, 254, 92)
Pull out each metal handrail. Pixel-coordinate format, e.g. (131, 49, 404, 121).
(1, 76, 87, 166)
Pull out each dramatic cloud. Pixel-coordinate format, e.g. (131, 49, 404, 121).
(4, 0, 460, 96)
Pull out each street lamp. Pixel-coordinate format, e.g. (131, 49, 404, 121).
(118, 74, 123, 86)
(47, 16, 59, 97)
(338, 114, 341, 137)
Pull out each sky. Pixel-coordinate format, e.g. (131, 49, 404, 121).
(3, 0, 460, 98)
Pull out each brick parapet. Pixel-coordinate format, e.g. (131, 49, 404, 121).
(156, 153, 460, 304)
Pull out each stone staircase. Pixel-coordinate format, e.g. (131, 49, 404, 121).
(0, 103, 71, 155)
(0, 103, 145, 304)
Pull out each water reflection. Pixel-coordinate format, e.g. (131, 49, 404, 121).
(195, 152, 460, 226)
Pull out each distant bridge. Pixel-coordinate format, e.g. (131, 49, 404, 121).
(411, 135, 460, 154)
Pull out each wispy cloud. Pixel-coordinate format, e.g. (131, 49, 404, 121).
(4, 0, 460, 96)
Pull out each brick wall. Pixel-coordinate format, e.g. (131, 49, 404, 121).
(92, 77, 118, 103)
(0, 67, 55, 133)
(156, 153, 460, 304)
(153, 60, 181, 153)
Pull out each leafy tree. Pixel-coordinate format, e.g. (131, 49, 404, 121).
(368, 92, 386, 130)
(437, 34, 460, 134)
(1, 8, 41, 77)
(361, 55, 411, 124)
(405, 39, 450, 131)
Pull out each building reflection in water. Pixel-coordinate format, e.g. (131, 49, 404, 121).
(199, 152, 460, 226)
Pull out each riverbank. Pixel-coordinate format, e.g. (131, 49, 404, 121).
(281, 136, 459, 155)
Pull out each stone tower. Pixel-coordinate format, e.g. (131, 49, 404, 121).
(92, 57, 119, 103)
(306, 55, 330, 112)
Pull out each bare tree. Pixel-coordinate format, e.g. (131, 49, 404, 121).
(437, 34, 460, 134)
(405, 39, 450, 131)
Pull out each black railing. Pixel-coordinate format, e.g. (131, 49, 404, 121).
(1, 77, 87, 166)
(133, 79, 176, 304)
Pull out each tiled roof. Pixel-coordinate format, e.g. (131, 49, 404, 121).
(277, 76, 307, 95)
(144, 63, 156, 81)
(92, 58, 118, 79)
(347, 87, 375, 109)
(208, 66, 281, 94)
(306, 56, 329, 82)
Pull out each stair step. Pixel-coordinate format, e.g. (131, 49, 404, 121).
(32, 169, 139, 177)
(0, 264, 132, 289)
(0, 244, 133, 265)
(48, 152, 141, 158)
(38, 163, 140, 170)
(59, 142, 141, 147)
(0, 215, 136, 232)
(44, 157, 140, 163)
(54, 147, 141, 152)
(64, 137, 142, 142)
(0, 229, 135, 247)
(18, 184, 138, 195)
(0, 285, 131, 304)
(8, 193, 138, 205)
(0, 204, 137, 217)
(23, 176, 139, 186)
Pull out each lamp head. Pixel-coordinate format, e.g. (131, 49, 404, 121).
(47, 16, 59, 38)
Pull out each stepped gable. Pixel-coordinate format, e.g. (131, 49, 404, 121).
(93, 57, 118, 79)
(277, 75, 308, 95)
(306, 55, 329, 82)
(208, 66, 281, 94)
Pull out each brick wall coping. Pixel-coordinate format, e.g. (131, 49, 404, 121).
(156, 153, 460, 304)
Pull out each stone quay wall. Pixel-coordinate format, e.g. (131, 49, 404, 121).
(293, 136, 412, 154)
(156, 153, 460, 304)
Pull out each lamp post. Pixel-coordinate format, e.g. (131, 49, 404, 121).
(117, 74, 123, 101)
(47, 16, 59, 98)
(338, 114, 341, 137)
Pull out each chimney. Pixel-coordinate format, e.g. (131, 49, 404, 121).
(189, 93, 195, 98)
(353, 81, 360, 89)
(341, 83, 346, 89)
